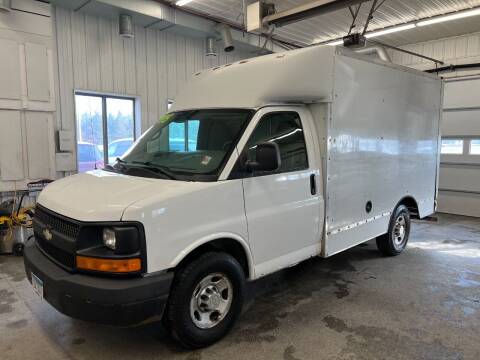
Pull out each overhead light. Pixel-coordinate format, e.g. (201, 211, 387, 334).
(327, 39, 344, 46)
(325, 23, 415, 46)
(176, 0, 194, 6)
(417, 7, 480, 26)
(365, 24, 416, 38)
(320, 6, 480, 46)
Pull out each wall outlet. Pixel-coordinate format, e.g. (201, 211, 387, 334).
(58, 130, 74, 151)
(55, 152, 75, 172)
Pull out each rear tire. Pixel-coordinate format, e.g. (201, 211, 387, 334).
(164, 252, 245, 349)
(376, 204, 410, 256)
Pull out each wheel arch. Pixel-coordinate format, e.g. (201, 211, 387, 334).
(396, 196, 419, 218)
(171, 233, 254, 280)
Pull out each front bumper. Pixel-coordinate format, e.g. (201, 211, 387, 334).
(23, 239, 173, 326)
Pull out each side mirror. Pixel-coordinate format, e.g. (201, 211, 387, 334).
(246, 142, 281, 172)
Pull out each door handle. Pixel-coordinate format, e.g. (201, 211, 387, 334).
(310, 173, 316, 195)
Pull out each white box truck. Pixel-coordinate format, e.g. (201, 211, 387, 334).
(24, 45, 443, 348)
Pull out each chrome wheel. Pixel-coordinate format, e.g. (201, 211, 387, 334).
(190, 273, 233, 329)
(393, 214, 407, 247)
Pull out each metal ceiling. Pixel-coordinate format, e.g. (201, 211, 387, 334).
(173, 0, 480, 46)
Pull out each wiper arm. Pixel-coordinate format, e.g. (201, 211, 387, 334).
(122, 160, 177, 180)
(142, 162, 177, 180)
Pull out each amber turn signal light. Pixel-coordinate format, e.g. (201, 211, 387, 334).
(76, 256, 141, 273)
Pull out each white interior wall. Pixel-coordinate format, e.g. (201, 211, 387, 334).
(0, 1, 56, 194)
(0, 1, 253, 197)
(54, 6, 252, 167)
(6, 2, 478, 217)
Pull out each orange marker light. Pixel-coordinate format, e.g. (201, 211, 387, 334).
(76, 256, 141, 273)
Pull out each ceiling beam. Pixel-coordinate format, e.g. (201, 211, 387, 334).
(263, 0, 369, 28)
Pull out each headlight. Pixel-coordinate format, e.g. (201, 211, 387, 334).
(101, 226, 140, 254)
(76, 224, 144, 274)
(103, 228, 116, 250)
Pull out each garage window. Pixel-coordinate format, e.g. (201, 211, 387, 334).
(470, 139, 480, 155)
(75, 93, 136, 172)
(441, 139, 464, 155)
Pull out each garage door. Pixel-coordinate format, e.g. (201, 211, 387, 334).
(438, 77, 480, 217)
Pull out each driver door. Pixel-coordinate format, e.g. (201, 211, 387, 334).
(230, 107, 322, 278)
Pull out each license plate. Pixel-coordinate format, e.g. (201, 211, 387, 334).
(31, 273, 44, 299)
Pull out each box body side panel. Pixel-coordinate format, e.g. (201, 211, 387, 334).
(324, 54, 442, 256)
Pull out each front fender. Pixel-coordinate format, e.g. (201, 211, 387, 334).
(122, 179, 250, 276)
(170, 232, 255, 280)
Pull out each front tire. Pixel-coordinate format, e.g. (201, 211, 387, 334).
(376, 204, 411, 256)
(164, 252, 245, 349)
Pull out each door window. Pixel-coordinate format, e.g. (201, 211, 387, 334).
(243, 112, 308, 175)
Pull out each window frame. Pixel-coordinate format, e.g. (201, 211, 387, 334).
(230, 110, 310, 179)
(469, 139, 480, 155)
(440, 138, 465, 155)
(75, 91, 137, 170)
(440, 137, 480, 157)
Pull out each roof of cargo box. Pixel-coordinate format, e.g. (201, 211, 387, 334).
(172, 45, 337, 111)
(171, 45, 440, 112)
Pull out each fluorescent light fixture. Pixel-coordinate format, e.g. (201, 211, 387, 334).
(322, 23, 415, 46)
(365, 24, 416, 38)
(320, 6, 480, 46)
(176, 0, 194, 6)
(327, 39, 344, 46)
(417, 8, 480, 26)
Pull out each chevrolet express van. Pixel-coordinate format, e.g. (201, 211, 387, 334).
(24, 45, 442, 348)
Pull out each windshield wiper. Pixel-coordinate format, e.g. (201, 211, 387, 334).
(120, 160, 177, 180)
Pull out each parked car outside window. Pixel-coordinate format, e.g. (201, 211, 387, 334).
(77, 142, 104, 173)
(108, 138, 134, 164)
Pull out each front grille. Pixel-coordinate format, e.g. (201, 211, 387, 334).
(35, 206, 80, 239)
(34, 205, 78, 270)
(36, 235, 76, 269)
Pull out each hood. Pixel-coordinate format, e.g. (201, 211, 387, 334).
(37, 170, 192, 221)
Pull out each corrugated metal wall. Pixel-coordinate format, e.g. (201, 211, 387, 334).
(392, 31, 480, 74)
(54, 6, 251, 135)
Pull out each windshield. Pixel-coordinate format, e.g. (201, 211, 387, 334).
(115, 109, 254, 181)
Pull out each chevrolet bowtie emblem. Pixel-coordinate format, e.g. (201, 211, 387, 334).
(43, 228, 53, 241)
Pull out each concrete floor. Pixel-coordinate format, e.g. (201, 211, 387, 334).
(1, 213, 479, 360)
